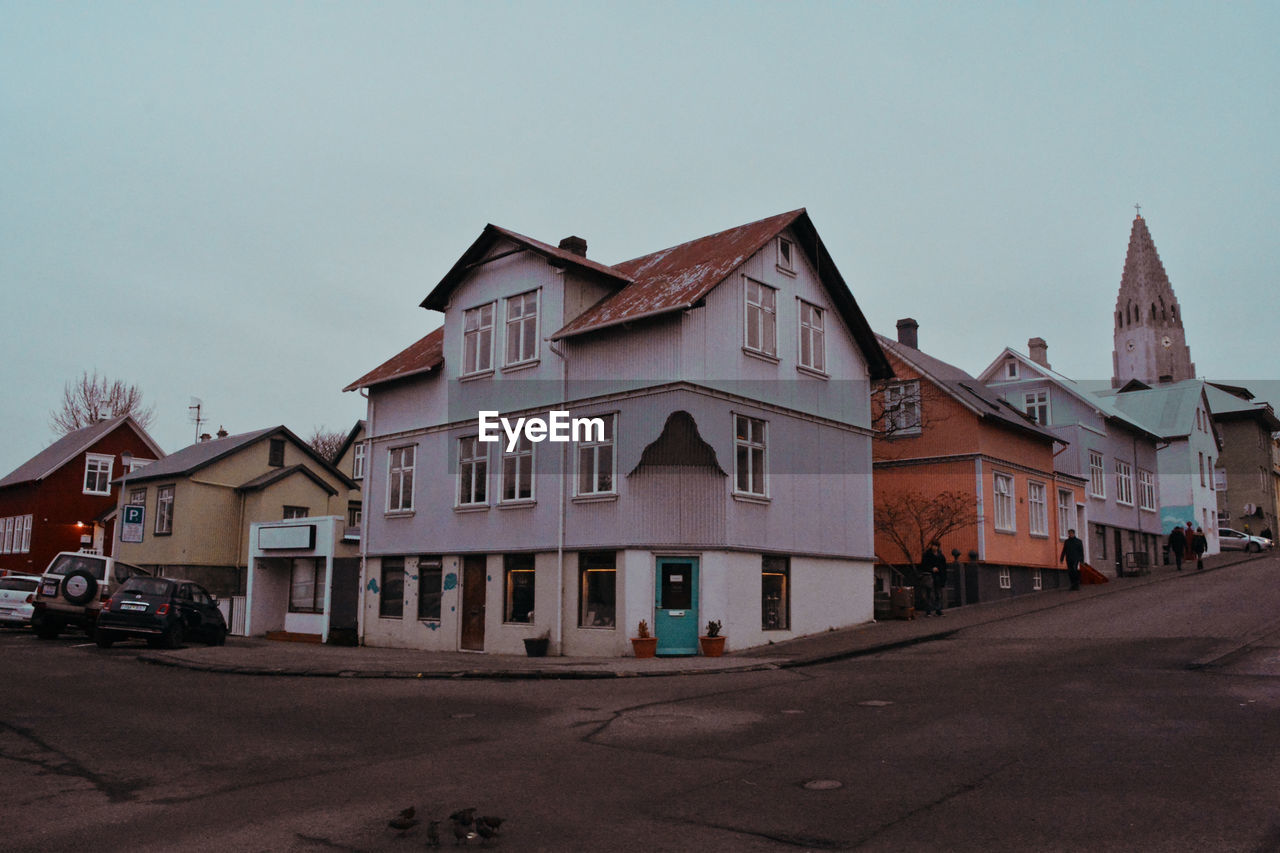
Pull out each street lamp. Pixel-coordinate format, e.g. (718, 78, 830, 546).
(116, 451, 133, 555)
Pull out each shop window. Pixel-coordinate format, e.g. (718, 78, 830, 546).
(379, 557, 404, 619)
(503, 554, 535, 623)
(579, 551, 616, 628)
(289, 558, 324, 613)
(762, 555, 790, 630)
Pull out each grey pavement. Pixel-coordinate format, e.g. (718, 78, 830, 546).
(138, 550, 1270, 679)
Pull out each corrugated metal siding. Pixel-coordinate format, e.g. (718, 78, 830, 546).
(629, 467, 727, 546)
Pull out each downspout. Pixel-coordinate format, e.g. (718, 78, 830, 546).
(974, 458, 986, 562)
(549, 338, 567, 656)
(357, 388, 372, 647)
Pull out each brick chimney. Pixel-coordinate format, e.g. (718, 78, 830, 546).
(1028, 337, 1050, 368)
(199, 433, 212, 443)
(216, 426, 228, 439)
(896, 318, 919, 349)
(558, 236, 587, 257)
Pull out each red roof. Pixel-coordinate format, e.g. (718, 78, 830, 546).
(551, 209, 806, 340)
(343, 327, 444, 392)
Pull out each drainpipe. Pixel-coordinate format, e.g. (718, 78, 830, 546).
(550, 338, 567, 656)
(357, 388, 371, 647)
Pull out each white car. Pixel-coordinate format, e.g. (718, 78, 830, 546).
(0, 574, 41, 627)
(31, 552, 149, 639)
(1218, 527, 1273, 553)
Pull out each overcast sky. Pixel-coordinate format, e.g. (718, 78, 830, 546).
(2, 1, 1276, 476)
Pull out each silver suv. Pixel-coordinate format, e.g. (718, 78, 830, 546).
(31, 552, 149, 639)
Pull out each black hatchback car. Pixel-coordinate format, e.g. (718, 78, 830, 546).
(96, 577, 228, 649)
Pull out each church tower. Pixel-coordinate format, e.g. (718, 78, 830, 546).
(1111, 211, 1196, 387)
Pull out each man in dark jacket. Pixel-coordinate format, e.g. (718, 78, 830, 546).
(919, 541, 948, 616)
(1060, 528, 1085, 590)
(1168, 525, 1186, 571)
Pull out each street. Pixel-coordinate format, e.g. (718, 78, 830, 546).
(3, 556, 1280, 852)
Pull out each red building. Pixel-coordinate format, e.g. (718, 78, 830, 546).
(0, 417, 163, 576)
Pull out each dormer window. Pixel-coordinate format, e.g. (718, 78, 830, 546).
(777, 237, 795, 273)
(463, 302, 496, 376)
(1023, 389, 1050, 425)
(504, 289, 539, 368)
(83, 453, 113, 495)
(1005, 360, 1019, 379)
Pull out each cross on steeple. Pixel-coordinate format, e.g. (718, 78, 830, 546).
(1134, 202, 1142, 217)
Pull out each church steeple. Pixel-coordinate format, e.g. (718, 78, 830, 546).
(1111, 211, 1196, 387)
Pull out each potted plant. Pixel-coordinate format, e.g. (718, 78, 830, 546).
(630, 620, 657, 658)
(523, 631, 550, 657)
(699, 619, 726, 657)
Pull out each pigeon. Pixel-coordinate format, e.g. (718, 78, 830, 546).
(475, 815, 503, 844)
(388, 813, 419, 834)
(450, 818, 474, 845)
(426, 819, 441, 847)
(399, 806, 417, 821)
(449, 808, 476, 827)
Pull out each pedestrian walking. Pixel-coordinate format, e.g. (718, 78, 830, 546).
(1168, 525, 1186, 571)
(918, 541, 948, 617)
(1192, 527, 1208, 570)
(1060, 528, 1085, 590)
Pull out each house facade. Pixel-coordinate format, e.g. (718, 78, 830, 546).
(1205, 383, 1280, 538)
(980, 340, 1164, 575)
(112, 426, 358, 598)
(1098, 380, 1222, 554)
(0, 417, 163, 576)
(330, 419, 367, 538)
(873, 322, 1086, 601)
(345, 209, 893, 657)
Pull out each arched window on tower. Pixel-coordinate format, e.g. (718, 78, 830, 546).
(1116, 311, 1123, 329)
(1171, 305, 1178, 320)
(1159, 297, 1166, 320)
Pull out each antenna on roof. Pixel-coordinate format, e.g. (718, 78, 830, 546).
(188, 397, 206, 443)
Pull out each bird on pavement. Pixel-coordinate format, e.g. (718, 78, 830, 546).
(449, 807, 478, 845)
(475, 815, 503, 843)
(388, 808, 420, 834)
(426, 819, 441, 847)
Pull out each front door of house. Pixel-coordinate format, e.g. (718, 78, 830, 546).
(461, 555, 486, 651)
(654, 557, 698, 656)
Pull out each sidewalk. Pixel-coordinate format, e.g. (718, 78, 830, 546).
(138, 551, 1269, 680)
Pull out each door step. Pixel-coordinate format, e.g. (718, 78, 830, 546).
(265, 630, 323, 644)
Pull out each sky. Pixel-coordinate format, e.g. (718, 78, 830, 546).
(2, 1, 1277, 477)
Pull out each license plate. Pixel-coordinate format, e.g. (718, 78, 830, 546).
(120, 602, 149, 612)
(41, 583, 58, 596)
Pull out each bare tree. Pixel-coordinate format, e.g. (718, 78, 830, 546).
(50, 371, 156, 435)
(874, 489, 978, 568)
(307, 427, 348, 463)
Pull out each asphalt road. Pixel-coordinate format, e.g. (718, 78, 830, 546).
(3, 556, 1279, 852)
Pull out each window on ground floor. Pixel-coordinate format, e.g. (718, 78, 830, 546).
(579, 551, 616, 628)
(1033, 568, 1042, 591)
(417, 556, 442, 621)
(379, 557, 404, 618)
(289, 558, 324, 613)
(999, 566, 1012, 589)
(762, 555, 790, 630)
(503, 554, 535, 624)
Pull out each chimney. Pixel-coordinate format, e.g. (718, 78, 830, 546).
(216, 425, 228, 439)
(199, 433, 212, 443)
(1028, 337, 1050, 368)
(558, 235, 587, 257)
(896, 318, 919, 349)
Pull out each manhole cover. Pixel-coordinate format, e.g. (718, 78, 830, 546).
(802, 779, 843, 791)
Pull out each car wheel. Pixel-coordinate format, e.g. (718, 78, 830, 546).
(61, 569, 98, 606)
(163, 623, 185, 650)
(95, 630, 116, 649)
(208, 625, 227, 646)
(1247, 542, 1261, 553)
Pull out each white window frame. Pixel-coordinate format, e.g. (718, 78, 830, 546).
(999, 566, 1012, 589)
(797, 300, 826, 374)
(500, 434, 535, 504)
(733, 414, 768, 498)
(1115, 459, 1134, 506)
(503, 289, 540, 368)
(1005, 360, 1019, 379)
(777, 236, 795, 273)
(386, 445, 416, 513)
(83, 453, 113, 496)
(993, 472, 1016, 532)
(352, 443, 365, 480)
(1138, 468, 1156, 511)
(2, 517, 12, 553)
(1214, 467, 1227, 491)
(575, 413, 616, 497)
(1022, 389, 1050, 425)
(457, 436, 488, 507)
(1057, 489, 1074, 540)
(155, 485, 174, 534)
(1089, 451, 1106, 498)
(462, 302, 496, 377)
(743, 278, 777, 358)
(883, 381, 922, 435)
(1033, 569, 1042, 591)
(1028, 481, 1048, 537)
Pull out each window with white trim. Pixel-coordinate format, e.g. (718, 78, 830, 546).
(1138, 468, 1156, 510)
(500, 434, 534, 503)
(1214, 467, 1227, 491)
(458, 437, 487, 507)
(1115, 459, 1134, 505)
(1022, 390, 1050, 425)
(504, 289, 539, 367)
(798, 301, 825, 373)
(999, 566, 1012, 589)
(1028, 481, 1048, 536)
(777, 237, 795, 272)
(462, 302, 495, 375)
(1057, 489, 1074, 539)
(883, 381, 922, 434)
(352, 443, 365, 480)
(993, 473, 1015, 532)
(83, 453, 113, 495)
(576, 413, 615, 496)
(744, 278, 777, 357)
(1033, 569, 1042, 591)
(1089, 451, 1106, 498)
(155, 486, 175, 534)
(734, 414, 768, 497)
(20, 515, 31, 552)
(387, 445, 416, 512)
(2, 518, 12, 553)
(1005, 360, 1019, 379)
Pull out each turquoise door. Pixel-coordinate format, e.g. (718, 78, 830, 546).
(654, 557, 698, 656)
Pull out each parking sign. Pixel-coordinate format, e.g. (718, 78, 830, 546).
(121, 504, 145, 543)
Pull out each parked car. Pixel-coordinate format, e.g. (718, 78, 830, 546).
(95, 576, 227, 649)
(0, 573, 41, 627)
(1218, 527, 1273, 553)
(31, 551, 150, 639)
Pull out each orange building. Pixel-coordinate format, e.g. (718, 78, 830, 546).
(873, 320, 1087, 603)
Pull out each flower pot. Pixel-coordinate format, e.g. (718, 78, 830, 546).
(699, 635, 726, 657)
(630, 636, 657, 658)
(523, 637, 550, 657)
